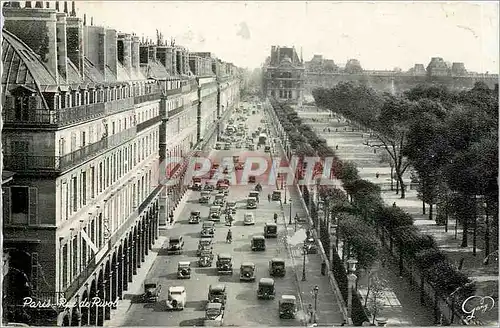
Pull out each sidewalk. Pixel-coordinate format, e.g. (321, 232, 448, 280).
(299, 108, 498, 326)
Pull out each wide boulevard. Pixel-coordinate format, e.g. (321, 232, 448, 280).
(122, 102, 306, 326)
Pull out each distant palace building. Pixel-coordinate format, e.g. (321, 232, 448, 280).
(262, 46, 305, 106)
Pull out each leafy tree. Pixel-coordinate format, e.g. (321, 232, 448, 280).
(343, 179, 382, 221)
(365, 275, 387, 325)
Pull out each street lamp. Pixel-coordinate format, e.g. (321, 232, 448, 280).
(284, 181, 287, 204)
(313, 285, 319, 324)
(289, 200, 293, 225)
(302, 244, 308, 281)
(347, 259, 358, 321)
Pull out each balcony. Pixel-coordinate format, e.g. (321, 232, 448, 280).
(167, 105, 184, 118)
(137, 116, 162, 132)
(134, 92, 161, 105)
(3, 128, 137, 172)
(105, 97, 135, 116)
(164, 88, 182, 97)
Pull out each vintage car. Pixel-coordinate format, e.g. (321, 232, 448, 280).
(232, 156, 239, 163)
(143, 282, 161, 302)
(215, 143, 222, 150)
(198, 250, 214, 267)
(251, 235, 266, 251)
(264, 145, 271, 153)
(201, 221, 215, 238)
(204, 302, 224, 326)
(249, 191, 260, 202)
(189, 210, 201, 224)
(209, 206, 222, 222)
(217, 178, 231, 187)
(167, 236, 184, 255)
(197, 237, 213, 256)
(218, 184, 229, 196)
(224, 143, 231, 150)
(166, 286, 186, 310)
(248, 176, 257, 184)
(279, 295, 297, 319)
(216, 253, 233, 275)
(204, 183, 215, 191)
(192, 177, 202, 191)
(239, 262, 256, 281)
(235, 162, 244, 170)
(199, 191, 211, 204)
(177, 261, 191, 279)
(243, 212, 255, 225)
(257, 278, 275, 299)
(248, 144, 255, 151)
(264, 222, 278, 238)
(304, 237, 318, 254)
(225, 201, 237, 214)
(271, 190, 282, 201)
(246, 197, 257, 209)
(208, 284, 227, 309)
(269, 258, 286, 277)
(213, 194, 225, 207)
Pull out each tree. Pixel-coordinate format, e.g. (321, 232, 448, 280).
(365, 275, 386, 325)
(363, 96, 414, 198)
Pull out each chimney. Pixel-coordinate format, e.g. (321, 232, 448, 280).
(97, 27, 107, 77)
(70, 0, 75, 16)
(131, 35, 140, 70)
(66, 14, 84, 78)
(148, 44, 157, 61)
(139, 44, 149, 65)
(63, 1, 67, 13)
(3, 4, 59, 83)
(117, 33, 132, 73)
(105, 29, 118, 78)
(56, 12, 68, 82)
(156, 45, 168, 70)
(55, 1, 59, 11)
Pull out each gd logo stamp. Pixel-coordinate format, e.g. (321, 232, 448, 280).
(461, 295, 495, 323)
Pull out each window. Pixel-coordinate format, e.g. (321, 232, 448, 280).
(72, 177, 77, 212)
(14, 96, 29, 121)
(72, 236, 78, 277)
(10, 186, 38, 225)
(99, 162, 103, 193)
(81, 228, 87, 269)
(71, 132, 77, 152)
(11, 140, 29, 154)
(81, 131, 86, 148)
(91, 167, 95, 199)
(82, 171, 87, 206)
(61, 244, 68, 289)
(59, 138, 65, 156)
(112, 122, 116, 135)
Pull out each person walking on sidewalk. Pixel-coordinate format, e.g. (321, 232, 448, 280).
(307, 304, 314, 323)
(268, 193, 271, 202)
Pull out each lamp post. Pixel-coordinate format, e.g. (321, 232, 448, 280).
(302, 244, 308, 281)
(313, 285, 319, 324)
(289, 200, 293, 225)
(284, 181, 287, 204)
(347, 259, 358, 321)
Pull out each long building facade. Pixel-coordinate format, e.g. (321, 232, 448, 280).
(1, 1, 240, 326)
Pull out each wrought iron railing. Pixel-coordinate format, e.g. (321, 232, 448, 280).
(167, 106, 184, 118)
(164, 88, 182, 97)
(137, 116, 162, 132)
(133, 92, 161, 105)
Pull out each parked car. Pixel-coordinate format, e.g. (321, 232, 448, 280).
(177, 261, 191, 279)
(143, 282, 161, 302)
(271, 190, 281, 201)
(225, 201, 237, 214)
(167, 236, 184, 255)
(189, 210, 201, 224)
(197, 237, 213, 256)
(251, 235, 266, 251)
(248, 175, 256, 183)
(279, 295, 297, 319)
(239, 262, 256, 281)
(198, 250, 214, 267)
(264, 222, 277, 238)
(216, 253, 233, 275)
(166, 286, 186, 310)
(209, 206, 222, 222)
(191, 177, 202, 191)
(201, 221, 215, 238)
(244, 213, 255, 225)
(204, 302, 224, 326)
(304, 237, 318, 254)
(269, 258, 286, 277)
(199, 191, 211, 203)
(208, 284, 227, 309)
(257, 278, 275, 299)
(246, 197, 257, 209)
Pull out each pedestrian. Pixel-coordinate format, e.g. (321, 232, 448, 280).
(268, 193, 271, 202)
(335, 145, 339, 150)
(392, 202, 396, 208)
(376, 172, 380, 179)
(307, 304, 314, 323)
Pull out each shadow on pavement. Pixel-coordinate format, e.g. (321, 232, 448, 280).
(122, 293, 144, 303)
(184, 232, 201, 238)
(179, 318, 204, 326)
(235, 289, 257, 302)
(158, 272, 178, 280)
(195, 267, 219, 276)
(157, 248, 170, 256)
(218, 275, 237, 283)
(233, 245, 251, 253)
(182, 250, 198, 258)
(185, 300, 207, 311)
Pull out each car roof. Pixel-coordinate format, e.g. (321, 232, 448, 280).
(259, 277, 275, 284)
(203, 222, 214, 225)
(248, 197, 257, 200)
(178, 261, 191, 266)
(218, 253, 231, 258)
(210, 206, 221, 209)
(206, 302, 223, 310)
(201, 237, 212, 241)
(209, 284, 226, 291)
(271, 258, 285, 263)
(273, 190, 281, 193)
(252, 235, 265, 240)
(266, 222, 277, 226)
(281, 295, 297, 301)
(191, 210, 200, 213)
(227, 201, 236, 205)
(241, 262, 255, 267)
(170, 236, 181, 240)
(169, 286, 185, 292)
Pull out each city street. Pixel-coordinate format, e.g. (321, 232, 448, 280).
(122, 106, 306, 326)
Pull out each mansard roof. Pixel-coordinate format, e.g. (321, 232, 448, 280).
(2, 28, 58, 95)
(140, 60, 169, 79)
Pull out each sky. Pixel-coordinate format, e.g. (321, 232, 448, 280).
(74, 1, 499, 73)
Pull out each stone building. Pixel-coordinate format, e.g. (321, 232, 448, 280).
(262, 45, 305, 106)
(1, 1, 240, 326)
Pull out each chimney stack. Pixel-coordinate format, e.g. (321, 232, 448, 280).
(63, 1, 67, 13)
(105, 29, 118, 78)
(117, 33, 132, 74)
(3, 4, 59, 83)
(67, 14, 85, 78)
(55, 1, 59, 11)
(139, 43, 149, 65)
(70, 0, 75, 16)
(131, 35, 140, 70)
(56, 12, 68, 82)
(148, 44, 157, 62)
